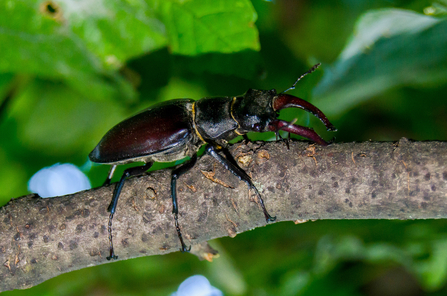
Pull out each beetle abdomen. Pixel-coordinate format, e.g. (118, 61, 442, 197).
(89, 99, 196, 164)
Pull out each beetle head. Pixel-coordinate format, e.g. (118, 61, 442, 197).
(232, 89, 278, 134)
(232, 63, 337, 146)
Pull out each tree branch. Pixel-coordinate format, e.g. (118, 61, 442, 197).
(2, 138, 447, 291)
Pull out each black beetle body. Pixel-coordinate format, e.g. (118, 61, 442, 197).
(89, 64, 336, 260)
(90, 99, 200, 164)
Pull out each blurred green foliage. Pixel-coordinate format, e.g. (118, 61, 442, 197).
(1, 0, 447, 295)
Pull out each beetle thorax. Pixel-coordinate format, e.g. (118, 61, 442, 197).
(194, 97, 240, 142)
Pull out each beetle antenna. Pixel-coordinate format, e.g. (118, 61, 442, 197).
(280, 63, 321, 94)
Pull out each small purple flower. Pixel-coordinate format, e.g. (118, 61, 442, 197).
(172, 275, 223, 296)
(28, 163, 91, 198)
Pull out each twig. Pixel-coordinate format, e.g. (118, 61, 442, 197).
(1, 138, 447, 291)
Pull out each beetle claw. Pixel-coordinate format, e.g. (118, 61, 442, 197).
(273, 94, 337, 132)
(107, 251, 118, 261)
(269, 120, 329, 146)
(265, 214, 277, 222)
(180, 244, 192, 253)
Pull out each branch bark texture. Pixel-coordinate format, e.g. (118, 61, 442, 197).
(1, 138, 447, 291)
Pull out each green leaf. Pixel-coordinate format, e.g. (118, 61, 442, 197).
(0, 0, 166, 75)
(174, 50, 262, 78)
(412, 238, 447, 291)
(0, 148, 28, 200)
(157, 0, 260, 55)
(0, 0, 167, 101)
(0, 73, 15, 95)
(0, 0, 260, 101)
(8, 79, 125, 155)
(313, 9, 447, 116)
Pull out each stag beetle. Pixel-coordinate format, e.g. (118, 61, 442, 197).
(89, 63, 336, 260)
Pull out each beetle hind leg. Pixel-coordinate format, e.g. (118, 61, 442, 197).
(206, 145, 276, 222)
(106, 162, 153, 260)
(171, 154, 198, 252)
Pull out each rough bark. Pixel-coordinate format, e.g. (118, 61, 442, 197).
(1, 138, 447, 291)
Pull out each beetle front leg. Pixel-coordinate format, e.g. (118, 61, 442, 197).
(171, 154, 198, 252)
(205, 145, 276, 222)
(106, 162, 153, 260)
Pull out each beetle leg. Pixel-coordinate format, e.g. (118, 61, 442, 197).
(274, 130, 290, 149)
(171, 154, 198, 252)
(108, 163, 153, 214)
(241, 134, 251, 146)
(205, 145, 276, 222)
(106, 162, 153, 260)
(103, 165, 117, 186)
(273, 118, 299, 150)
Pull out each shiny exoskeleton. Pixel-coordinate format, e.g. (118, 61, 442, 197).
(89, 64, 336, 260)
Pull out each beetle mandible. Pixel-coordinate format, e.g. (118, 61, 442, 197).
(89, 63, 336, 260)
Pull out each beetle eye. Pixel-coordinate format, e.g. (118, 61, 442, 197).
(252, 123, 262, 132)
